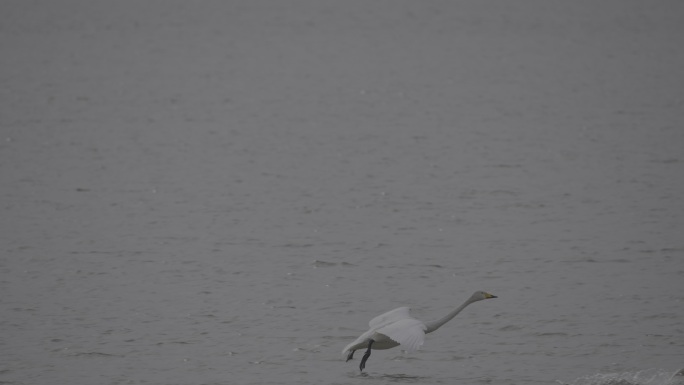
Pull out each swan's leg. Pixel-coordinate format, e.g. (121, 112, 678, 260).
(359, 339, 374, 371)
(346, 350, 355, 362)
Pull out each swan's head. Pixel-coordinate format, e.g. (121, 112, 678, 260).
(471, 291, 497, 302)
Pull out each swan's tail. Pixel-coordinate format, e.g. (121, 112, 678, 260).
(341, 345, 353, 360)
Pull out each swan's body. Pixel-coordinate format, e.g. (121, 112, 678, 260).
(342, 291, 497, 371)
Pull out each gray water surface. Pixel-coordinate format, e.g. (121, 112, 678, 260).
(2, 2, 683, 384)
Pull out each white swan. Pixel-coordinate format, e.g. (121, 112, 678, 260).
(342, 290, 497, 371)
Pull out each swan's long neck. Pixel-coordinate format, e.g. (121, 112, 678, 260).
(424, 298, 475, 334)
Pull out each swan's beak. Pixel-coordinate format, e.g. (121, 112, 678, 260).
(484, 292, 497, 299)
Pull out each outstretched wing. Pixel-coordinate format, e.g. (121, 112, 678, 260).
(342, 308, 412, 358)
(377, 317, 426, 352)
(369, 307, 412, 329)
(343, 306, 426, 359)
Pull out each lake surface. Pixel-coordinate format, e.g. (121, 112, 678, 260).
(1, 2, 683, 384)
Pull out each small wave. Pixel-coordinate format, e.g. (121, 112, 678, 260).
(537, 332, 569, 336)
(350, 372, 430, 382)
(311, 260, 337, 267)
(499, 324, 523, 331)
(380, 373, 431, 383)
(69, 351, 121, 358)
(567, 369, 681, 385)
